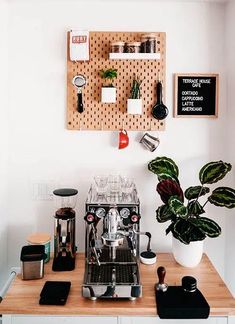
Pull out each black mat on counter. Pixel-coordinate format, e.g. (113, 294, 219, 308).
(39, 281, 71, 305)
(155, 285, 210, 319)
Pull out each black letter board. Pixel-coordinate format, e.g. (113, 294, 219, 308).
(174, 74, 218, 118)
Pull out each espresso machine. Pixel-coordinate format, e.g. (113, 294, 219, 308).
(82, 176, 142, 300)
(52, 188, 78, 271)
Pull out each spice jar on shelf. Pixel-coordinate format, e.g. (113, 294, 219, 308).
(111, 41, 125, 53)
(141, 34, 157, 53)
(125, 42, 141, 53)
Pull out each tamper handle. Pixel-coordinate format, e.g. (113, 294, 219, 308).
(157, 266, 166, 284)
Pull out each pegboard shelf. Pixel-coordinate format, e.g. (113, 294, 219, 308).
(67, 31, 166, 131)
(109, 52, 161, 60)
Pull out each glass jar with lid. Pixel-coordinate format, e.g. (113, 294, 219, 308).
(125, 42, 141, 53)
(111, 41, 125, 53)
(141, 34, 157, 53)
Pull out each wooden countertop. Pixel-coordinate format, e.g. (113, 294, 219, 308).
(0, 253, 235, 316)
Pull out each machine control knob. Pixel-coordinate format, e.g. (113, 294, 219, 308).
(130, 212, 141, 224)
(84, 212, 96, 224)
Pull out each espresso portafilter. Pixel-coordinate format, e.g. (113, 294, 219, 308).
(101, 207, 124, 261)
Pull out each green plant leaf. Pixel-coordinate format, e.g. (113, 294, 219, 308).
(156, 205, 175, 223)
(157, 173, 180, 184)
(185, 186, 210, 200)
(188, 200, 205, 215)
(165, 222, 174, 235)
(172, 219, 191, 244)
(168, 196, 187, 218)
(148, 156, 179, 179)
(197, 217, 221, 238)
(208, 187, 235, 209)
(185, 225, 206, 243)
(199, 161, 232, 185)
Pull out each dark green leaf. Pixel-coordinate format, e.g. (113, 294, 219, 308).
(197, 217, 221, 238)
(148, 156, 179, 178)
(185, 186, 210, 200)
(208, 187, 235, 209)
(188, 200, 205, 215)
(156, 205, 175, 223)
(166, 222, 174, 235)
(199, 161, 232, 185)
(157, 173, 180, 184)
(172, 219, 191, 244)
(168, 196, 187, 218)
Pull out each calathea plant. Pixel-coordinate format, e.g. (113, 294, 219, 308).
(148, 157, 235, 244)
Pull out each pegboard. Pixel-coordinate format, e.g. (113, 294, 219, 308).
(67, 31, 166, 131)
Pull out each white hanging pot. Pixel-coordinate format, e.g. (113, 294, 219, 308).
(127, 98, 142, 115)
(172, 236, 204, 268)
(101, 87, 116, 103)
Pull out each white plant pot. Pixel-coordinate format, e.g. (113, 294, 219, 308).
(101, 87, 116, 103)
(127, 98, 142, 115)
(172, 236, 204, 268)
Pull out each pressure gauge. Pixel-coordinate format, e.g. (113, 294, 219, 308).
(120, 208, 130, 219)
(95, 208, 106, 218)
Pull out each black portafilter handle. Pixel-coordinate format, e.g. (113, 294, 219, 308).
(156, 80, 163, 104)
(156, 266, 168, 292)
(182, 276, 197, 292)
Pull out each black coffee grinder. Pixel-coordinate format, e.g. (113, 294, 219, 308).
(52, 188, 78, 271)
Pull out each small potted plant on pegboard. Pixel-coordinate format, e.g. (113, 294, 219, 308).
(99, 68, 117, 103)
(127, 74, 143, 114)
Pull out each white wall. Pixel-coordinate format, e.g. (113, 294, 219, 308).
(225, 0, 235, 296)
(7, 0, 228, 277)
(0, 0, 9, 286)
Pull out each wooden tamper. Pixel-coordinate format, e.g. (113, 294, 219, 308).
(156, 266, 168, 292)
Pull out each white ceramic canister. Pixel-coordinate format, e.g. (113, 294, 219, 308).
(27, 233, 51, 263)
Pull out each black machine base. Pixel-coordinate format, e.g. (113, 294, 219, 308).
(52, 256, 75, 271)
(155, 285, 210, 319)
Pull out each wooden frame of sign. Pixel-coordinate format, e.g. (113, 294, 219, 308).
(174, 73, 219, 118)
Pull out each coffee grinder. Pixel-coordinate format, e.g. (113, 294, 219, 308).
(52, 188, 78, 271)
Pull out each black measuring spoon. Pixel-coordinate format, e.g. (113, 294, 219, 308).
(151, 80, 168, 120)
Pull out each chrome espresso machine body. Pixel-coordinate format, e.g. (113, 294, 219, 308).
(82, 177, 142, 300)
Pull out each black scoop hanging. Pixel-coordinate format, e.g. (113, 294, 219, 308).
(151, 80, 168, 120)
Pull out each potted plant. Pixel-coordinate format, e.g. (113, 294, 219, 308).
(148, 156, 235, 267)
(99, 68, 117, 103)
(127, 74, 143, 114)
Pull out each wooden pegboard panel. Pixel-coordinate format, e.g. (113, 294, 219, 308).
(67, 31, 166, 131)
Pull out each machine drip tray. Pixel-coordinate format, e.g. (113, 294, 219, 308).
(99, 249, 134, 263)
(87, 264, 139, 284)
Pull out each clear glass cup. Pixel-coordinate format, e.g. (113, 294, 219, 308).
(94, 175, 108, 195)
(108, 174, 121, 194)
(120, 176, 134, 197)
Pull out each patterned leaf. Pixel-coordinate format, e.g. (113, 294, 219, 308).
(148, 156, 179, 178)
(188, 200, 205, 215)
(168, 196, 187, 218)
(199, 161, 232, 185)
(197, 217, 221, 238)
(185, 186, 210, 200)
(157, 179, 184, 204)
(156, 205, 175, 223)
(208, 187, 235, 209)
(157, 173, 180, 184)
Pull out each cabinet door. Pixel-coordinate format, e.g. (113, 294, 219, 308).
(11, 316, 118, 324)
(119, 316, 227, 324)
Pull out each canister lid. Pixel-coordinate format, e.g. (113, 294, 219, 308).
(27, 233, 51, 244)
(126, 42, 141, 46)
(141, 33, 157, 39)
(182, 276, 197, 292)
(53, 188, 78, 197)
(20, 245, 46, 262)
(111, 41, 125, 46)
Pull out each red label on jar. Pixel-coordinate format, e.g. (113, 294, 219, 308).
(72, 36, 87, 44)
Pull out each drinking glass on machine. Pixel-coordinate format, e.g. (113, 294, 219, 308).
(108, 175, 121, 199)
(120, 176, 134, 201)
(94, 175, 108, 198)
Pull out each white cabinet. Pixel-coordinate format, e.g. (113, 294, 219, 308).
(119, 316, 228, 324)
(8, 316, 117, 324)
